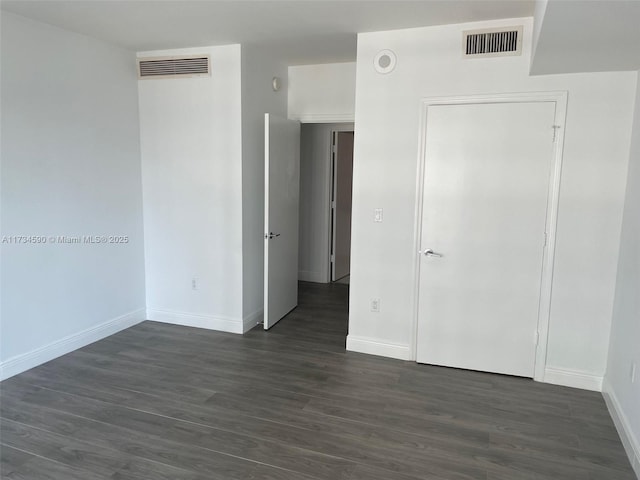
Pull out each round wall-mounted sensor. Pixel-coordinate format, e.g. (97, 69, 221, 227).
(373, 49, 397, 74)
(272, 77, 281, 91)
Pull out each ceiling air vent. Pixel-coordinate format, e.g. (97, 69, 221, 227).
(137, 55, 210, 79)
(463, 26, 523, 58)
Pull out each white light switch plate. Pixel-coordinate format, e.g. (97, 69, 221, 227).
(371, 299, 380, 312)
(374, 208, 383, 223)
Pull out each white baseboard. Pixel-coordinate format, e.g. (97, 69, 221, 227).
(0, 308, 145, 381)
(243, 309, 263, 333)
(146, 308, 243, 334)
(346, 335, 411, 361)
(298, 270, 328, 283)
(543, 367, 603, 392)
(602, 379, 640, 479)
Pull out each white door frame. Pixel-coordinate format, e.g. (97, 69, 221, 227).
(410, 91, 568, 382)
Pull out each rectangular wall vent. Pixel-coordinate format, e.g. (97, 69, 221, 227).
(463, 26, 523, 58)
(138, 55, 210, 79)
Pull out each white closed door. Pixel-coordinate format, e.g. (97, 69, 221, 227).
(416, 101, 555, 377)
(264, 114, 301, 330)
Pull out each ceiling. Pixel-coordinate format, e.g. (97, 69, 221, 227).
(531, 0, 640, 74)
(0, 0, 535, 65)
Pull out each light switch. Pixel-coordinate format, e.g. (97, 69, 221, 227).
(374, 208, 383, 223)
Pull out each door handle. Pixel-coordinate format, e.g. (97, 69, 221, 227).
(419, 249, 443, 258)
(265, 232, 281, 239)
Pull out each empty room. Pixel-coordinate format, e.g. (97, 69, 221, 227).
(1, 1, 639, 479)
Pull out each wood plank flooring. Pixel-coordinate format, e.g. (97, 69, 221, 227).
(1, 281, 635, 479)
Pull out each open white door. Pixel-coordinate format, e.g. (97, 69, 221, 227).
(416, 101, 556, 378)
(331, 131, 354, 282)
(264, 114, 301, 330)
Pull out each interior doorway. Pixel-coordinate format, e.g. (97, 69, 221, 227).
(260, 122, 352, 348)
(264, 120, 354, 337)
(298, 123, 355, 285)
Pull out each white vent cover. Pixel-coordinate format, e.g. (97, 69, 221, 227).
(137, 55, 210, 79)
(463, 26, 523, 58)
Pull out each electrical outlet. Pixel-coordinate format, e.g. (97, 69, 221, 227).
(192, 277, 198, 291)
(374, 208, 383, 223)
(631, 362, 637, 384)
(371, 298, 380, 312)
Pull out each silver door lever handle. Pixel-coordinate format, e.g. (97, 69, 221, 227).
(419, 249, 443, 257)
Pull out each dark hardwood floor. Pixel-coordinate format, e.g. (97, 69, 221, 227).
(1, 282, 635, 479)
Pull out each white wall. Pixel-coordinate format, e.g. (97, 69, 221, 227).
(0, 13, 146, 379)
(530, 0, 640, 75)
(240, 44, 289, 330)
(138, 45, 245, 333)
(288, 63, 356, 123)
(604, 73, 640, 477)
(299, 123, 354, 283)
(348, 17, 637, 390)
